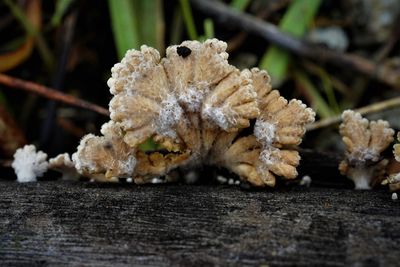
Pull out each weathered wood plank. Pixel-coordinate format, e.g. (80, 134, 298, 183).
(0, 181, 399, 266)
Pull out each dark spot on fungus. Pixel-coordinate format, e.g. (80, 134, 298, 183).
(177, 46, 191, 58)
(104, 142, 113, 150)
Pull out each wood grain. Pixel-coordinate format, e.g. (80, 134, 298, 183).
(1, 181, 399, 266)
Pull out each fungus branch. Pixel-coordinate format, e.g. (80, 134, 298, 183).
(339, 110, 394, 189)
(382, 133, 400, 192)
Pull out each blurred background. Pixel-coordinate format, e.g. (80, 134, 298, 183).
(0, 0, 400, 160)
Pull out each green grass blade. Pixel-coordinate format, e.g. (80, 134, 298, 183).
(293, 70, 334, 119)
(170, 6, 183, 45)
(51, 0, 74, 27)
(230, 0, 251, 11)
(134, 0, 165, 51)
(108, 0, 165, 151)
(4, 0, 54, 69)
(313, 66, 341, 114)
(259, 0, 321, 86)
(203, 18, 214, 39)
(179, 0, 198, 40)
(108, 0, 140, 59)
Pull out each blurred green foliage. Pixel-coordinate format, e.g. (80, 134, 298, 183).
(108, 0, 164, 60)
(259, 0, 322, 86)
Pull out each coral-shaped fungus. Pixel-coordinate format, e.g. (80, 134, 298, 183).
(339, 110, 394, 189)
(72, 39, 315, 186)
(382, 132, 400, 192)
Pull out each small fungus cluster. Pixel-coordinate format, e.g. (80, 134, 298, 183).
(339, 110, 394, 189)
(10, 39, 400, 197)
(67, 38, 315, 186)
(12, 145, 48, 183)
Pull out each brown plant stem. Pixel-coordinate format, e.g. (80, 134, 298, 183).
(190, 0, 400, 89)
(0, 105, 26, 157)
(307, 97, 400, 131)
(227, 0, 290, 53)
(0, 74, 109, 116)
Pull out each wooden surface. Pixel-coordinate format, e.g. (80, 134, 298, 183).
(1, 180, 399, 266)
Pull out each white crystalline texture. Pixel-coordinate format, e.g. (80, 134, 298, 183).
(12, 145, 49, 183)
(178, 85, 207, 112)
(254, 120, 276, 146)
(202, 105, 230, 130)
(156, 94, 183, 138)
(201, 69, 259, 131)
(259, 147, 276, 166)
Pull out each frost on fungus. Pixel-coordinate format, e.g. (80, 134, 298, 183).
(72, 39, 315, 187)
(12, 145, 49, 183)
(382, 132, 400, 192)
(72, 121, 136, 182)
(339, 110, 394, 190)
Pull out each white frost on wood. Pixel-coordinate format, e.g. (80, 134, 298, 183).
(12, 145, 48, 183)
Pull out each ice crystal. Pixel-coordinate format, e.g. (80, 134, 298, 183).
(12, 145, 48, 183)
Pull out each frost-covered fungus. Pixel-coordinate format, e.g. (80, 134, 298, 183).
(163, 39, 235, 112)
(108, 46, 175, 147)
(382, 174, 400, 192)
(12, 145, 48, 183)
(208, 68, 314, 187)
(49, 153, 79, 180)
(394, 132, 400, 162)
(201, 69, 259, 131)
(382, 132, 400, 192)
(73, 38, 315, 187)
(108, 39, 259, 151)
(209, 132, 271, 186)
(339, 110, 394, 189)
(72, 121, 136, 182)
(251, 68, 315, 185)
(253, 68, 316, 148)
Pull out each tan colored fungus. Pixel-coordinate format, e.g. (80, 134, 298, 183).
(382, 133, 400, 191)
(72, 121, 136, 182)
(49, 153, 80, 180)
(72, 39, 315, 186)
(339, 110, 394, 189)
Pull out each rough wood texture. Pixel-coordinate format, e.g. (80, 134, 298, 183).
(0, 181, 399, 266)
